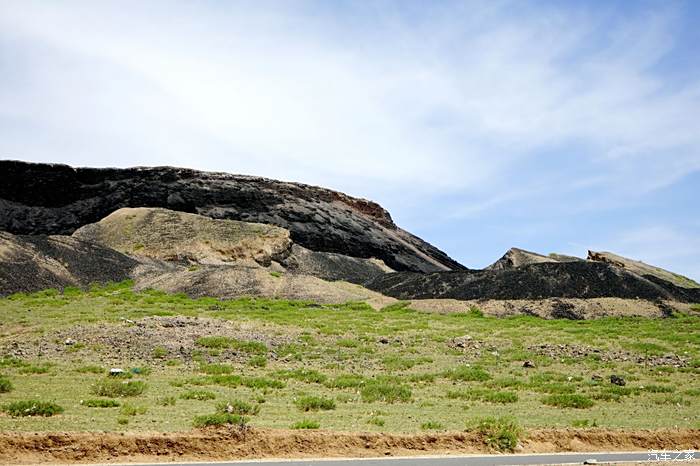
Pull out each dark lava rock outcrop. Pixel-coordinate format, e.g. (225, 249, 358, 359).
(0, 161, 464, 273)
(365, 261, 700, 302)
(0, 231, 138, 294)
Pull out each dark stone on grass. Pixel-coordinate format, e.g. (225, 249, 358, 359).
(523, 360, 535, 368)
(610, 374, 626, 386)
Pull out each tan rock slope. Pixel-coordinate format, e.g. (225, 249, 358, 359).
(73, 207, 292, 266)
(588, 250, 700, 289)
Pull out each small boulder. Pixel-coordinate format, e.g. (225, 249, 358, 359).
(64, 338, 77, 345)
(610, 374, 626, 386)
(109, 368, 125, 376)
(523, 360, 535, 368)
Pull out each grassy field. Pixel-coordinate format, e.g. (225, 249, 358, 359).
(0, 281, 699, 434)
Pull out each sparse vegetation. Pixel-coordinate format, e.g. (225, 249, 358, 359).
(542, 394, 594, 409)
(0, 282, 698, 434)
(180, 390, 216, 401)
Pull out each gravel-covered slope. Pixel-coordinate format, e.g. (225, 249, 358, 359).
(365, 261, 700, 302)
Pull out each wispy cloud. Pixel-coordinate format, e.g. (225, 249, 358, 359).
(0, 0, 698, 276)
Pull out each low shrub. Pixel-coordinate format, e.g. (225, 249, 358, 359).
(92, 379, 146, 397)
(248, 355, 267, 367)
(367, 416, 385, 426)
(473, 416, 521, 452)
(643, 384, 675, 393)
(193, 413, 248, 428)
(325, 374, 366, 389)
(181, 390, 217, 401)
(291, 419, 320, 429)
(3, 400, 64, 417)
(542, 394, 594, 409)
(483, 391, 518, 404)
(195, 336, 267, 354)
(158, 396, 177, 406)
(295, 395, 336, 412)
(83, 399, 120, 408)
(361, 380, 412, 403)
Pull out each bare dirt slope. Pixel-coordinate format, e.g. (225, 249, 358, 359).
(0, 428, 698, 464)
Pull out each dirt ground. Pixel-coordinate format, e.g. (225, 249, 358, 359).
(0, 427, 698, 465)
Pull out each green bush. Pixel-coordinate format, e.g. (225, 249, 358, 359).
(361, 380, 412, 403)
(180, 390, 216, 401)
(217, 399, 260, 415)
(643, 384, 675, 393)
(367, 416, 385, 426)
(19, 363, 51, 374)
(84, 399, 120, 408)
(295, 395, 336, 412)
(193, 413, 248, 428)
(291, 419, 320, 429)
(0, 375, 12, 393)
(542, 394, 594, 409)
(152, 346, 168, 359)
(92, 379, 146, 397)
(242, 377, 285, 389)
(444, 365, 490, 382)
(473, 416, 521, 452)
(3, 400, 64, 417)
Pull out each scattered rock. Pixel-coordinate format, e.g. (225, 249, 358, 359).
(523, 360, 535, 368)
(109, 368, 125, 376)
(378, 337, 390, 345)
(64, 338, 77, 346)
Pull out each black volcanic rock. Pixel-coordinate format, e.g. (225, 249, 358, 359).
(0, 231, 138, 294)
(365, 261, 700, 302)
(0, 160, 465, 273)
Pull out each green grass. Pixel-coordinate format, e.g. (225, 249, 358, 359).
(0, 282, 698, 433)
(3, 400, 64, 417)
(0, 375, 12, 393)
(291, 419, 320, 429)
(361, 380, 412, 403)
(180, 390, 216, 401)
(421, 420, 443, 430)
(542, 394, 594, 409)
(92, 379, 146, 397)
(195, 336, 267, 354)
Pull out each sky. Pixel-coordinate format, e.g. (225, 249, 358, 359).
(0, 0, 699, 280)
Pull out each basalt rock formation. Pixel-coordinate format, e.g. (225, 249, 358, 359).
(587, 250, 700, 289)
(365, 261, 700, 303)
(0, 160, 464, 273)
(485, 247, 581, 271)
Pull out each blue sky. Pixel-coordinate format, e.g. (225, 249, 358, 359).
(1, 0, 698, 279)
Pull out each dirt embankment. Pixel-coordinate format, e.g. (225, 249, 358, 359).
(0, 427, 698, 464)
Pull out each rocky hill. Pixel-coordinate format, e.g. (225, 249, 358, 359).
(366, 261, 700, 303)
(0, 160, 464, 273)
